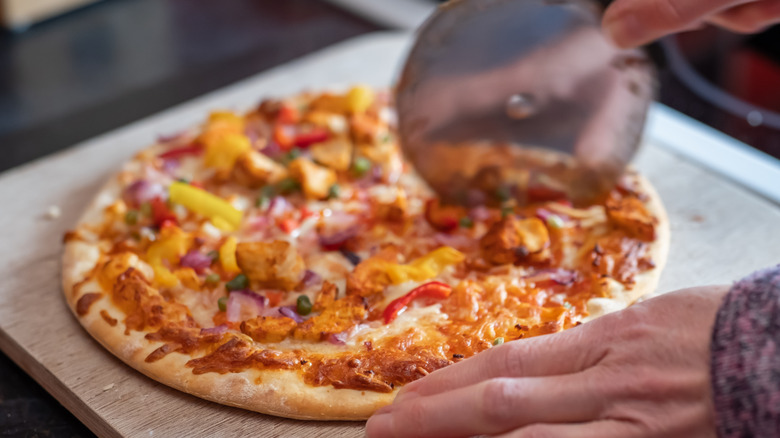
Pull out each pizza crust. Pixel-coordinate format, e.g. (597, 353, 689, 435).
(583, 172, 670, 321)
(62, 175, 399, 420)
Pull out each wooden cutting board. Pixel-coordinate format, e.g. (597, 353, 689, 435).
(0, 32, 778, 438)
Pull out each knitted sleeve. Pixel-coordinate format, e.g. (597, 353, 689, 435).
(710, 264, 780, 438)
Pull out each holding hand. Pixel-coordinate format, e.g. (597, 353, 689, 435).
(366, 286, 729, 438)
(603, 0, 780, 48)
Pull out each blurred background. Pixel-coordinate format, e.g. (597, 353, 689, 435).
(0, 0, 777, 436)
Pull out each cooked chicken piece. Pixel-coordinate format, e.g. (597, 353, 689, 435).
(288, 157, 337, 200)
(313, 281, 338, 312)
(231, 150, 287, 189)
(309, 93, 349, 114)
(292, 295, 367, 342)
(236, 241, 304, 291)
(376, 188, 408, 222)
(350, 112, 384, 144)
(345, 246, 400, 297)
(310, 137, 353, 171)
(480, 216, 550, 265)
(240, 316, 298, 343)
(605, 194, 656, 241)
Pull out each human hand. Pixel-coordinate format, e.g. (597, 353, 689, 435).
(603, 0, 780, 48)
(365, 285, 729, 438)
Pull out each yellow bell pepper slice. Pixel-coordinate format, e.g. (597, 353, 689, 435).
(347, 85, 374, 114)
(146, 226, 192, 287)
(169, 182, 243, 231)
(383, 246, 465, 285)
(219, 236, 240, 274)
(203, 132, 251, 171)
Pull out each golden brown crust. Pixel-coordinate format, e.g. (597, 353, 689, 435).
(61, 177, 396, 420)
(583, 172, 669, 321)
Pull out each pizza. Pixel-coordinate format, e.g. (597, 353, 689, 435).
(62, 86, 669, 420)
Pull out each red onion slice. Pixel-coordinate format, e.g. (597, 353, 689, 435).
(180, 250, 212, 273)
(522, 269, 578, 286)
(123, 180, 166, 207)
(279, 306, 304, 323)
(301, 270, 322, 287)
(319, 225, 360, 250)
(226, 290, 267, 323)
(268, 196, 293, 218)
(326, 331, 348, 345)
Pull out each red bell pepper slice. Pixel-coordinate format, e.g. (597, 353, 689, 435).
(279, 218, 299, 233)
(383, 281, 452, 324)
(158, 145, 202, 160)
(150, 198, 178, 228)
(293, 129, 329, 148)
(526, 185, 568, 203)
(277, 105, 299, 124)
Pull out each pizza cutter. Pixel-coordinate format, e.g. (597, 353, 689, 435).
(396, 0, 658, 206)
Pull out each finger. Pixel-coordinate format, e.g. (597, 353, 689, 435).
(707, 0, 780, 33)
(367, 374, 604, 438)
(493, 420, 643, 438)
(603, 0, 757, 48)
(395, 324, 604, 402)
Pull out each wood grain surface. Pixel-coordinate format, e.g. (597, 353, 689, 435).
(0, 32, 778, 438)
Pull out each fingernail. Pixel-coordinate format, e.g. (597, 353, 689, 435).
(365, 413, 390, 438)
(603, 12, 644, 49)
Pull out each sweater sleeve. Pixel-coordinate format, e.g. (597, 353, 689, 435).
(710, 264, 780, 438)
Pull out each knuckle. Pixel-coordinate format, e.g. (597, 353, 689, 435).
(496, 342, 529, 376)
(480, 378, 522, 424)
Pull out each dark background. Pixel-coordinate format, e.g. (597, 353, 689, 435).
(0, 0, 777, 436)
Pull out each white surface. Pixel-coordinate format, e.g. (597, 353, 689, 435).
(647, 103, 780, 205)
(327, 1, 780, 204)
(323, 0, 435, 30)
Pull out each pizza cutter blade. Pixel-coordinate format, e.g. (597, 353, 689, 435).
(396, 0, 657, 206)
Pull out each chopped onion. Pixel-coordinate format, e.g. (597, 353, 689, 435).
(319, 225, 360, 250)
(247, 215, 271, 232)
(200, 325, 228, 336)
(123, 180, 166, 207)
(535, 208, 568, 223)
(522, 269, 578, 286)
(268, 196, 293, 218)
(180, 250, 212, 273)
(226, 290, 267, 323)
(161, 159, 179, 174)
(279, 306, 304, 323)
(301, 270, 322, 288)
(327, 332, 348, 345)
(261, 141, 283, 159)
(469, 206, 493, 222)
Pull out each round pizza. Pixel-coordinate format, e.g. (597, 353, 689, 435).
(62, 86, 669, 420)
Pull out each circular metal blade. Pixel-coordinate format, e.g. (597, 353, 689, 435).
(396, 0, 657, 206)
